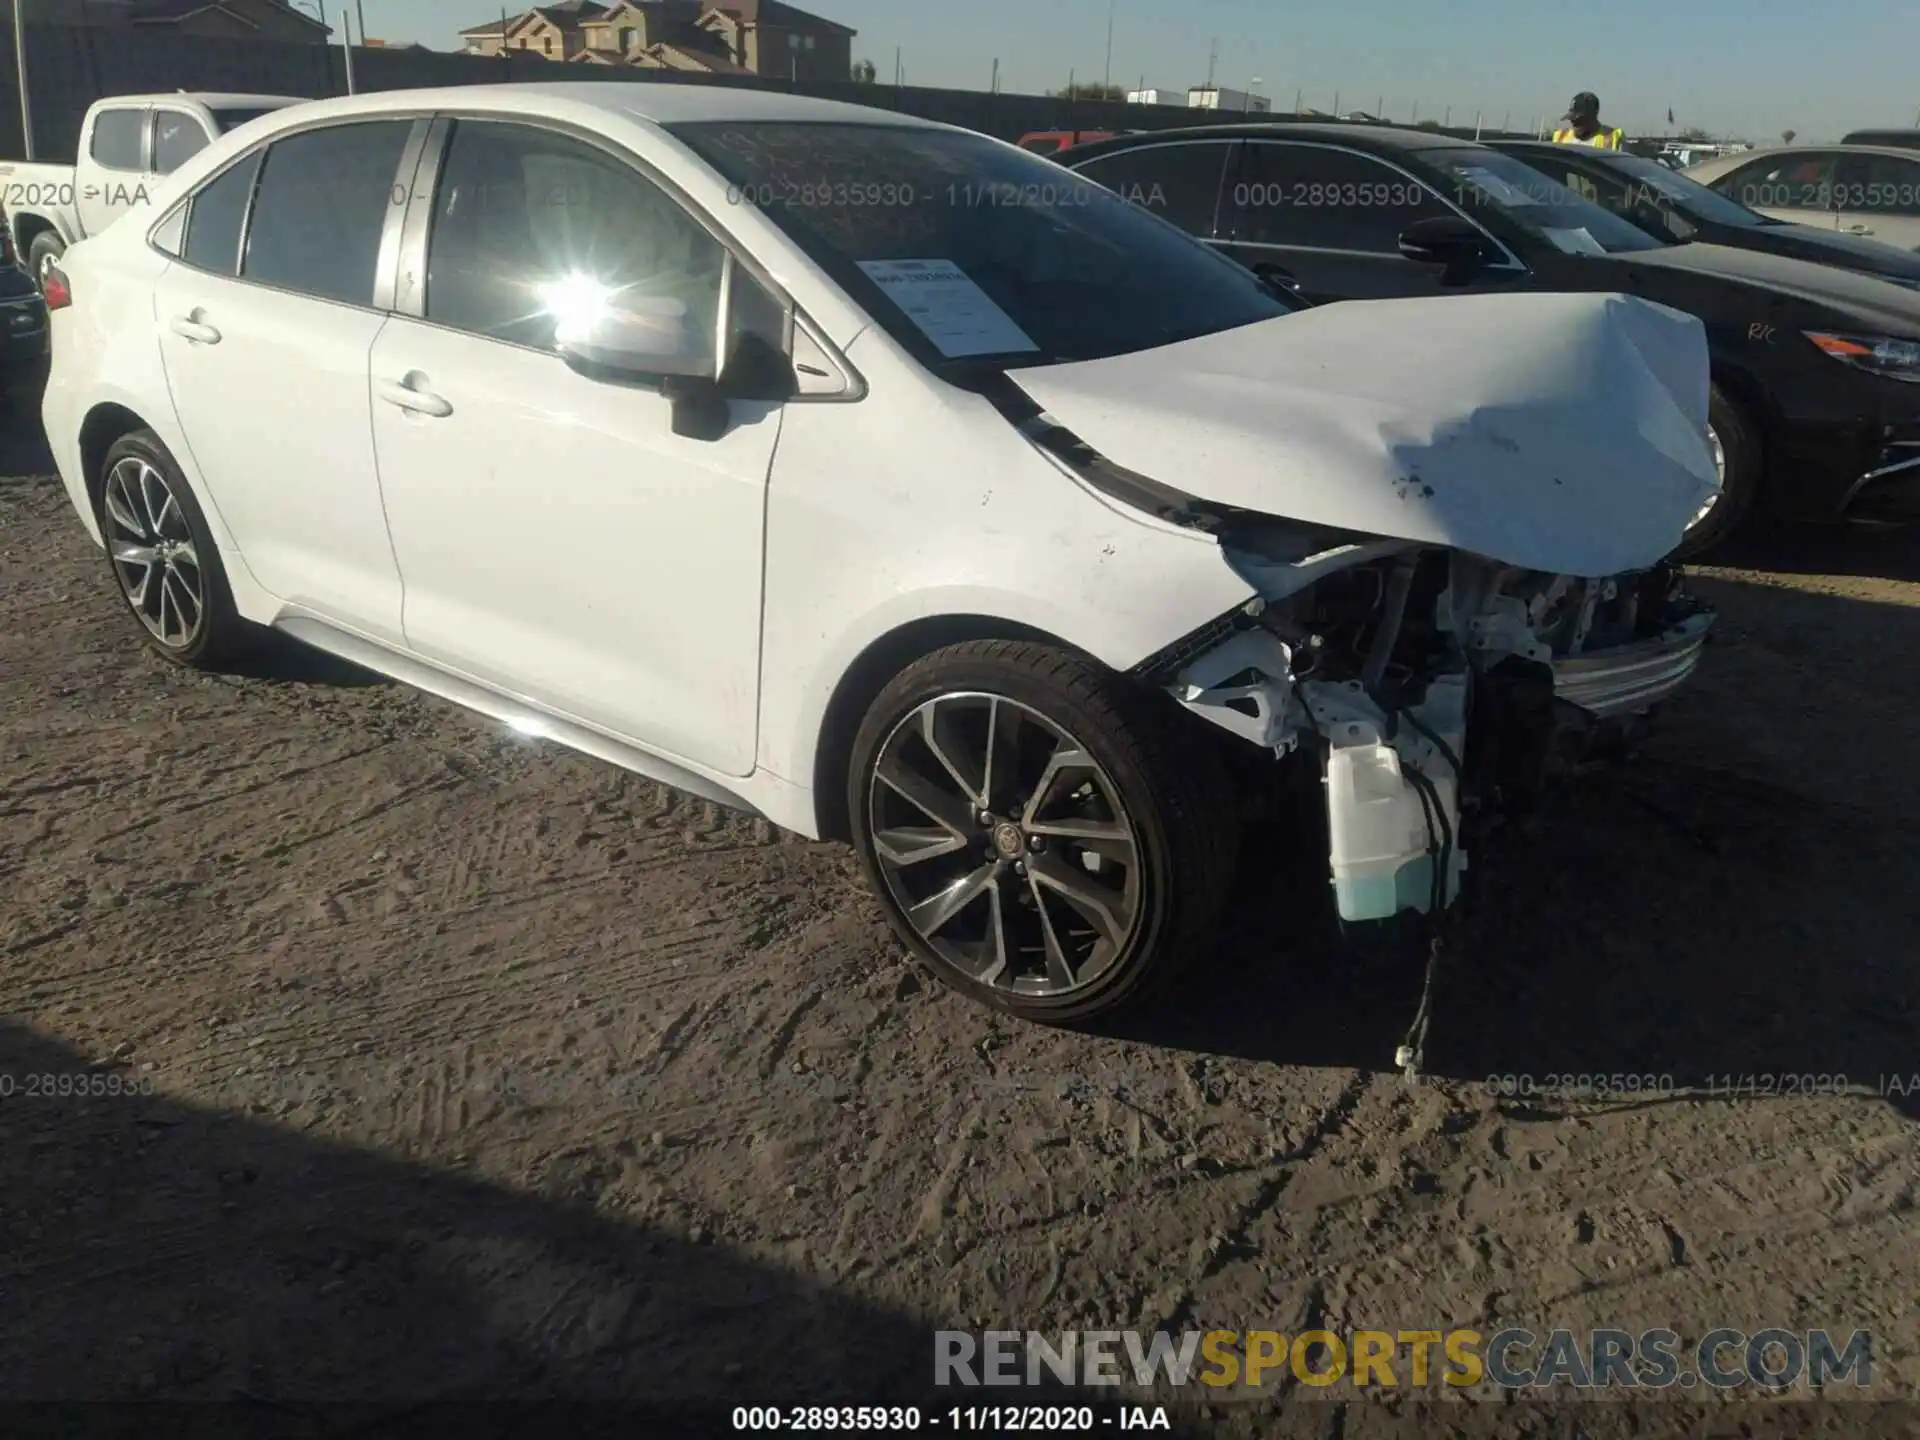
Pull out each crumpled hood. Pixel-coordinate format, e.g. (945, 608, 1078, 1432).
(1010, 290, 1718, 578)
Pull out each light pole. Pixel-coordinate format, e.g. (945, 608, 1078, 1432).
(12, 0, 34, 160)
(1245, 76, 1261, 117)
(1103, 0, 1115, 93)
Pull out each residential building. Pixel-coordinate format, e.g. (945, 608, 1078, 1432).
(465, 0, 854, 82)
(5, 0, 330, 41)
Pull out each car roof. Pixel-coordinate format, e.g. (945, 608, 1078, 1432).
(237, 81, 950, 133)
(1697, 142, 1920, 161)
(104, 93, 307, 110)
(1071, 121, 1478, 155)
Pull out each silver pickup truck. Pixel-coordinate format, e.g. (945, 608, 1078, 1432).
(2, 92, 304, 286)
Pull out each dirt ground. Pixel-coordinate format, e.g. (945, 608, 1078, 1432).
(3, 408, 1919, 1432)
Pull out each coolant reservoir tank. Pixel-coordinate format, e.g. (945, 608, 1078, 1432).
(1324, 742, 1452, 922)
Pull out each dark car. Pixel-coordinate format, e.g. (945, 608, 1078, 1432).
(1490, 140, 1920, 289)
(1062, 124, 1920, 553)
(1842, 129, 1920, 152)
(0, 254, 49, 408)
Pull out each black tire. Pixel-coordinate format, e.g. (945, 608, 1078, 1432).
(27, 231, 65, 292)
(1671, 381, 1761, 560)
(847, 639, 1240, 1024)
(96, 429, 250, 670)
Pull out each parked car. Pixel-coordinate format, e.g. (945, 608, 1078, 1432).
(1682, 144, 1920, 252)
(1, 92, 304, 288)
(43, 84, 1716, 1023)
(1017, 129, 1117, 155)
(0, 258, 49, 406)
(1492, 140, 1920, 287)
(1064, 124, 1920, 552)
(1841, 129, 1920, 152)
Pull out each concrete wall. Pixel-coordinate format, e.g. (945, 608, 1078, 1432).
(0, 24, 1533, 165)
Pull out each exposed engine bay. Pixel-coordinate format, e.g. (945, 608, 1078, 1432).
(1136, 518, 1715, 926)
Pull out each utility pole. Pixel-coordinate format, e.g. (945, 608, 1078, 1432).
(12, 0, 34, 160)
(893, 44, 900, 87)
(1333, 89, 1340, 116)
(341, 3, 356, 95)
(355, 0, 366, 49)
(990, 57, 998, 95)
(1410, 100, 1418, 123)
(1103, 0, 1115, 92)
(1292, 86, 1302, 115)
(1444, 103, 1451, 127)
(1473, 109, 1481, 139)
(1205, 38, 1217, 90)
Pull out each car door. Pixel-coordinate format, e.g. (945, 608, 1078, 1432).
(153, 117, 420, 642)
(1217, 140, 1495, 301)
(1069, 138, 1238, 239)
(77, 105, 151, 235)
(1833, 151, 1920, 250)
(367, 117, 786, 778)
(1704, 151, 1839, 227)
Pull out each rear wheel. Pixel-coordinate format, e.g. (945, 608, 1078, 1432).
(1672, 382, 1761, 559)
(97, 430, 250, 669)
(848, 640, 1239, 1024)
(27, 232, 65, 293)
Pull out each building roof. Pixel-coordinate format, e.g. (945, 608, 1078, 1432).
(128, 0, 328, 29)
(703, 0, 855, 36)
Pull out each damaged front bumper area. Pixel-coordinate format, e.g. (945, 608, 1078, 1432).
(1141, 532, 1715, 925)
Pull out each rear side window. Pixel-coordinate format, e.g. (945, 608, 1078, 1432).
(1073, 142, 1232, 237)
(1230, 143, 1436, 252)
(90, 109, 147, 172)
(1711, 154, 1836, 211)
(153, 112, 210, 176)
(242, 121, 412, 306)
(183, 152, 263, 274)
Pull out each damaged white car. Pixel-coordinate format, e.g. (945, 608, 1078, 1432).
(42, 87, 1716, 1025)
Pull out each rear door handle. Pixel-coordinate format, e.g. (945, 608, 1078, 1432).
(168, 315, 221, 345)
(1847, 224, 1875, 235)
(377, 379, 452, 418)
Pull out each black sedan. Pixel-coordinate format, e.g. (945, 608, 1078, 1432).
(1489, 140, 1920, 288)
(1061, 124, 1920, 553)
(0, 256, 49, 409)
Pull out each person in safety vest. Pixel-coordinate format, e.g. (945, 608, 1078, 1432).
(1553, 92, 1624, 148)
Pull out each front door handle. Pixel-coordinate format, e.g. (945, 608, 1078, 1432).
(168, 314, 221, 345)
(377, 378, 453, 418)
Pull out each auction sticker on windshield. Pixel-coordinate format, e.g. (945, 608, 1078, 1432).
(855, 258, 1040, 358)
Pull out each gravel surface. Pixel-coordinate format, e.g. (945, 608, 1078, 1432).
(3, 417, 1918, 1428)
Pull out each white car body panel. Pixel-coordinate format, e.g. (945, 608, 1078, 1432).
(1010, 290, 1719, 579)
(41, 80, 1714, 878)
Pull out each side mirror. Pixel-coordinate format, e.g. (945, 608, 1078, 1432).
(1398, 214, 1497, 282)
(553, 293, 734, 441)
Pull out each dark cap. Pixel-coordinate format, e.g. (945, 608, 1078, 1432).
(1566, 91, 1601, 119)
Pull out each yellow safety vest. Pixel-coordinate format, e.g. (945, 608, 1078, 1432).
(1553, 126, 1624, 149)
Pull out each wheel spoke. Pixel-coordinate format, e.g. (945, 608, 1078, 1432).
(1028, 850, 1130, 951)
(124, 558, 155, 609)
(157, 571, 179, 643)
(982, 698, 1027, 816)
(153, 489, 182, 538)
(169, 567, 203, 625)
(974, 877, 1012, 988)
(906, 860, 999, 939)
(110, 539, 158, 568)
(1027, 871, 1078, 990)
(919, 700, 986, 808)
(1025, 815, 1135, 865)
(1020, 745, 1099, 827)
(872, 825, 969, 869)
(874, 752, 976, 839)
(103, 473, 146, 538)
(137, 465, 167, 538)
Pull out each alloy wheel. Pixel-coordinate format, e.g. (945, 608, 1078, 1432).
(866, 692, 1143, 998)
(1690, 422, 1727, 530)
(102, 456, 204, 649)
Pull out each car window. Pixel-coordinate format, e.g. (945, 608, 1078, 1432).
(183, 151, 263, 275)
(1424, 148, 1664, 255)
(1834, 153, 1920, 218)
(669, 120, 1292, 372)
(424, 119, 729, 359)
(1071, 142, 1232, 238)
(1710, 153, 1837, 211)
(212, 107, 280, 134)
(90, 109, 147, 172)
(242, 121, 413, 306)
(1230, 142, 1438, 251)
(152, 112, 210, 177)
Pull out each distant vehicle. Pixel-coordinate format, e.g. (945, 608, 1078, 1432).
(1684, 144, 1920, 252)
(1016, 130, 1117, 155)
(1493, 140, 1920, 288)
(1842, 129, 1920, 152)
(0, 257, 48, 406)
(1065, 123, 1920, 551)
(1, 93, 304, 289)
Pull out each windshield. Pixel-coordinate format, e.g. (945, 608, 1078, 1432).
(1587, 151, 1769, 229)
(667, 121, 1292, 370)
(1424, 148, 1667, 256)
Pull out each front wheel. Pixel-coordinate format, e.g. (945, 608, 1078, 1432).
(848, 640, 1240, 1024)
(1672, 382, 1761, 560)
(27, 232, 65, 292)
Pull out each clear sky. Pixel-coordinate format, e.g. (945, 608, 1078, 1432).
(345, 0, 1914, 143)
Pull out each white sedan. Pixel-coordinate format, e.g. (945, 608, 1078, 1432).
(41, 84, 1718, 1023)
